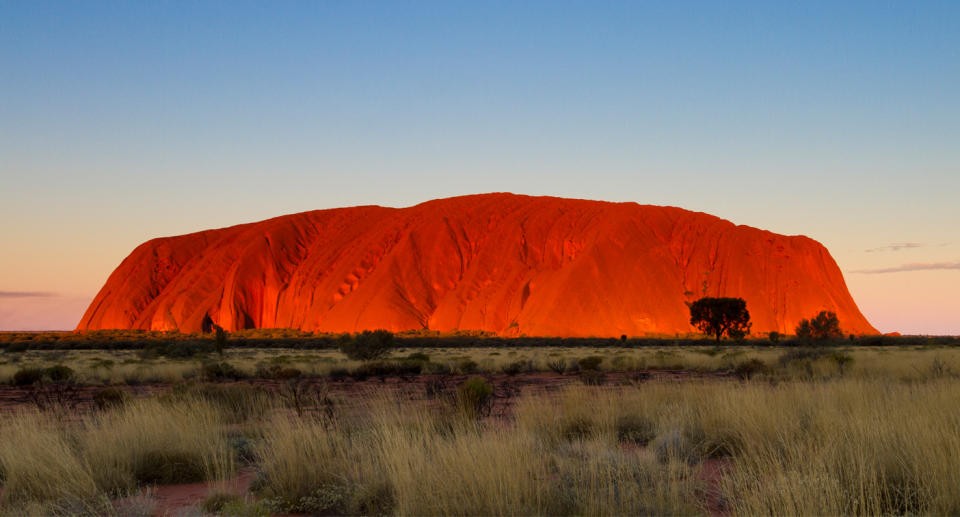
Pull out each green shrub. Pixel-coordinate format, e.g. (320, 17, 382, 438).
(355, 361, 389, 381)
(424, 362, 452, 375)
(273, 367, 302, 380)
(395, 360, 423, 377)
(140, 341, 214, 359)
(577, 355, 604, 371)
(92, 387, 127, 410)
(202, 491, 243, 513)
(4, 342, 28, 353)
(546, 359, 567, 374)
(262, 483, 351, 515)
(349, 481, 396, 516)
(228, 433, 257, 465)
(560, 416, 594, 441)
(828, 352, 854, 375)
(404, 352, 430, 362)
(12, 367, 43, 386)
(43, 364, 75, 382)
(328, 368, 350, 381)
(339, 330, 395, 361)
(579, 370, 606, 386)
(89, 358, 115, 369)
(202, 361, 244, 381)
(132, 450, 206, 485)
(778, 348, 827, 365)
(733, 358, 769, 380)
(458, 359, 479, 374)
(503, 360, 533, 377)
(652, 429, 687, 463)
(169, 383, 271, 423)
(615, 413, 657, 445)
(457, 377, 494, 418)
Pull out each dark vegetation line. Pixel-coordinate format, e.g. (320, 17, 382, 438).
(0, 329, 957, 352)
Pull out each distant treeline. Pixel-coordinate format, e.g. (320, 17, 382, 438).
(0, 328, 958, 351)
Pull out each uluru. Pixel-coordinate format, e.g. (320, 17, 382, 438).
(77, 193, 877, 337)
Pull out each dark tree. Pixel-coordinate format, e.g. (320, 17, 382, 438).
(795, 311, 843, 341)
(214, 325, 227, 356)
(339, 329, 396, 361)
(688, 297, 752, 342)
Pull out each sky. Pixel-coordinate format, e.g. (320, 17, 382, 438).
(1, 1, 958, 334)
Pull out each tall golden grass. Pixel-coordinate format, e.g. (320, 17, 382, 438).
(0, 398, 235, 515)
(1, 363, 960, 514)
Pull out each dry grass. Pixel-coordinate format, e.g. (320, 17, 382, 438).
(254, 394, 698, 516)
(1, 345, 959, 386)
(82, 398, 235, 493)
(0, 398, 238, 515)
(1, 345, 960, 515)
(0, 411, 107, 513)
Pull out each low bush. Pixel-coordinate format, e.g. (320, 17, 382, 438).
(202, 361, 244, 381)
(12, 367, 43, 386)
(169, 383, 272, 423)
(349, 481, 396, 516)
(92, 387, 127, 410)
(579, 370, 606, 386)
(228, 433, 257, 465)
(502, 359, 533, 376)
(457, 377, 494, 418)
(547, 359, 567, 374)
(273, 367, 302, 380)
(328, 367, 350, 382)
(404, 352, 430, 362)
(339, 330, 395, 361)
(262, 483, 352, 515)
(827, 352, 854, 375)
(615, 413, 657, 445)
(778, 347, 828, 365)
(560, 416, 594, 441)
(201, 491, 244, 514)
(458, 359, 479, 374)
(139, 341, 214, 359)
(733, 358, 769, 380)
(132, 450, 206, 485)
(43, 364, 75, 382)
(652, 429, 687, 464)
(4, 342, 29, 353)
(577, 355, 604, 371)
(424, 361, 452, 375)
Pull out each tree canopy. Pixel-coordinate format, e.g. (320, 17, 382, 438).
(338, 329, 396, 361)
(796, 311, 843, 341)
(688, 297, 752, 342)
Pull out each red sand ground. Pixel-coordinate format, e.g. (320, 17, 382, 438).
(77, 193, 876, 337)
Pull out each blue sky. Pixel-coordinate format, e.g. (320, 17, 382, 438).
(1, 1, 958, 333)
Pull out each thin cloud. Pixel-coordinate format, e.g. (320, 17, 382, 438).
(0, 291, 56, 298)
(865, 242, 924, 253)
(851, 261, 960, 274)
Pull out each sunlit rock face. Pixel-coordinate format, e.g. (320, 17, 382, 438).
(77, 193, 877, 336)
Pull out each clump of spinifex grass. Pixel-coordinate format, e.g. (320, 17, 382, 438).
(0, 411, 109, 514)
(81, 398, 236, 494)
(717, 379, 960, 515)
(515, 379, 960, 516)
(252, 390, 699, 516)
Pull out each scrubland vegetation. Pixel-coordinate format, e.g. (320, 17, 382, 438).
(0, 331, 959, 515)
(0, 341, 959, 386)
